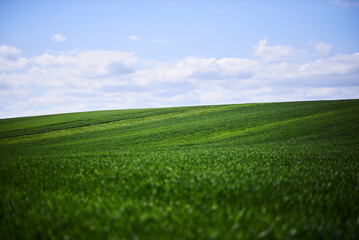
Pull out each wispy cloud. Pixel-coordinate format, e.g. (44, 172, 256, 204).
(129, 35, 140, 41)
(314, 41, 333, 55)
(52, 34, 67, 42)
(153, 39, 165, 44)
(331, 0, 359, 7)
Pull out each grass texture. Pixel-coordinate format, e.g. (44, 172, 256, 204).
(0, 100, 358, 239)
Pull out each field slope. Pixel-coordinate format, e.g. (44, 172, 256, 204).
(1, 100, 359, 239)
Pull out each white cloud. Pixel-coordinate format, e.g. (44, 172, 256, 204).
(299, 53, 359, 76)
(218, 9, 225, 14)
(180, 57, 260, 79)
(0, 45, 22, 60)
(129, 35, 140, 41)
(52, 34, 67, 42)
(314, 41, 333, 55)
(32, 49, 137, 81)
(1, 42, 359, 118)
(253, 38, 294, 62)
(0, 45, 29, 72)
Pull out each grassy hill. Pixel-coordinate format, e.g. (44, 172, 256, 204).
(1, 100, 358, 239)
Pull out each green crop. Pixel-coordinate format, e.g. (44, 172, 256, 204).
(0, 100, 358, 239)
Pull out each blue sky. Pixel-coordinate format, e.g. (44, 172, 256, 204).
(1, 0, 359, 118)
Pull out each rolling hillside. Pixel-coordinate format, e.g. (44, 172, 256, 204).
(1, 100, 359, 239)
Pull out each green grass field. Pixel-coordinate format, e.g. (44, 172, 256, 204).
(1, 100, 358, 239)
